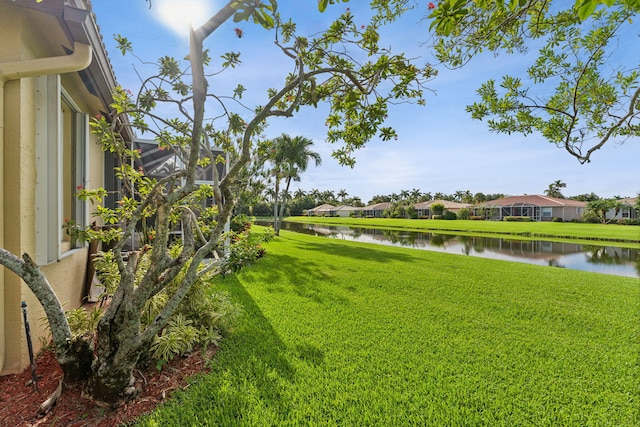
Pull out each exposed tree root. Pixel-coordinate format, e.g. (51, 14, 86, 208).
(37, 378, 63, 417)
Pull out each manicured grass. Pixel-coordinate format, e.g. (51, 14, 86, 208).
(287, 216, 640, 245)
(136, 231, 639, 426)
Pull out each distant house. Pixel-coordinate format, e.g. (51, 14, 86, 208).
(1, 0, 132, 374)
(608, 197, 639, 220)
(474, 195, 587, 221)
(329, 205, 361, 217)
(305, 204, 362, 217)
(305, 204, 336, 216)
(414, 200, 473, 218)
(362, 202, 390, 218)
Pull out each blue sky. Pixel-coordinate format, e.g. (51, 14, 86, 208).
(91, 1, 640, 203)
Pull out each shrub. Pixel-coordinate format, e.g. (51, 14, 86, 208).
(443, 211, 458, 220)
(503, 216, 532, 222)
(230, 214, 252, 233)
(552, 217, 564, 222)
(582, 210, 601, 223)
(457, 208, 470, 220)
(224, 227, 274, 275)
(431, 203, 445, 216)
(470, 215, 484, 220)
(616, 218, 640, 225)
(252, 202, 272, 217)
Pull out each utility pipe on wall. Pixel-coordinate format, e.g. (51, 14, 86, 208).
(0, 41, 92, 373)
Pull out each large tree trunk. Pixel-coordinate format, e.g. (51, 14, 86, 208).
(89, 351, 140, 403)
(88, 289, 147, 402)
(278, 177, 292, 231)
(57, 334, 94, 384)
(273, 176, 281, 235)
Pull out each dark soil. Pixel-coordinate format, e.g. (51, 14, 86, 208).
(0, 347, 216, 426)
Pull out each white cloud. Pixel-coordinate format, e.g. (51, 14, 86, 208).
(150, 0, 215, 39)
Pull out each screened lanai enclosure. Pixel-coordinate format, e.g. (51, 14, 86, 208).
(117, 139, 227, 250)
(134, 139, 226, 183)
(474, 204, 544, 221)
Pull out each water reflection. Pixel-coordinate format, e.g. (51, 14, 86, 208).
(272, 221, 639, 278)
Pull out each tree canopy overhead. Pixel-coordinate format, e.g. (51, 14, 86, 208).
(428, 0, 640, 163)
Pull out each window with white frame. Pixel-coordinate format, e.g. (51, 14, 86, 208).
(35, 74, 88, 265)
(541, 207, 553, 218)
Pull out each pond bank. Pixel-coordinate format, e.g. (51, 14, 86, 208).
(283, 216, 640, 247)
(268, 221, 639, 278)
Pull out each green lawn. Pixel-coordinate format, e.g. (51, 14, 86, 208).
(136, 230, 639, 426)
(286, 216, 640, 246)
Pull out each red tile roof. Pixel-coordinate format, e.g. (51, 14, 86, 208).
(478, 195, 587, 207)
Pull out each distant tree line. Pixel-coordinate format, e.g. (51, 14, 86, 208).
(234, 179, 638, 221)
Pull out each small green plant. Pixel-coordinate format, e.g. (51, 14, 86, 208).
(224, 227, 274, 275)
(231, 214, 252, 233)
(62, 218, 88, 244)
(65, 306, 103, 336)
(151, 314, 199, 369)
(93, 250, 121, 297)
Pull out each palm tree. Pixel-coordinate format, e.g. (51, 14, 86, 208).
(544, 180, 567, 198)
(337, 189, 349, 202)
(263, 187, 277, 203)
(461, 190, 473, 203)
(319, 189, 335, 204)
(350, 196, 364, 207)
(410, 188, 422, 203)
(419, 192, 432, 202)
(293, 188, 307, 199)
(309, 188, 321, 205)
(473, 192, 487, 203)
(271, 134, 321, 234)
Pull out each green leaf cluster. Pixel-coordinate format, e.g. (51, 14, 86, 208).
(430, 0, 640, 163)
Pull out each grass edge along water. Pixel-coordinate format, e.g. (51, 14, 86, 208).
(285, 216, 640, 246)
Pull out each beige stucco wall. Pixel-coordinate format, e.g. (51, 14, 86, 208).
(550, 207, 583, 222)
(1, 3, 107, 374)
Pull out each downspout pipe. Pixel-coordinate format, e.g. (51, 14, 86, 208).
(0, 41, 92, 373)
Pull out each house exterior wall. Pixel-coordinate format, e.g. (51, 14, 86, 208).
(550, 207, 584, 222)
(0, 2, 110, 375)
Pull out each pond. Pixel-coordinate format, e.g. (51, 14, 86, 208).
(265, 221, 640, 278)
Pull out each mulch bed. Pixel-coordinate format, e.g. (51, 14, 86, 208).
(0, 347, 216, 426)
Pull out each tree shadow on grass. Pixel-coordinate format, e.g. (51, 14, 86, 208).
(286, 237, 419, 265)
(240, 235, 424, 306)
(240, 252, 341, 304)
(142, 275, 301, 425)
